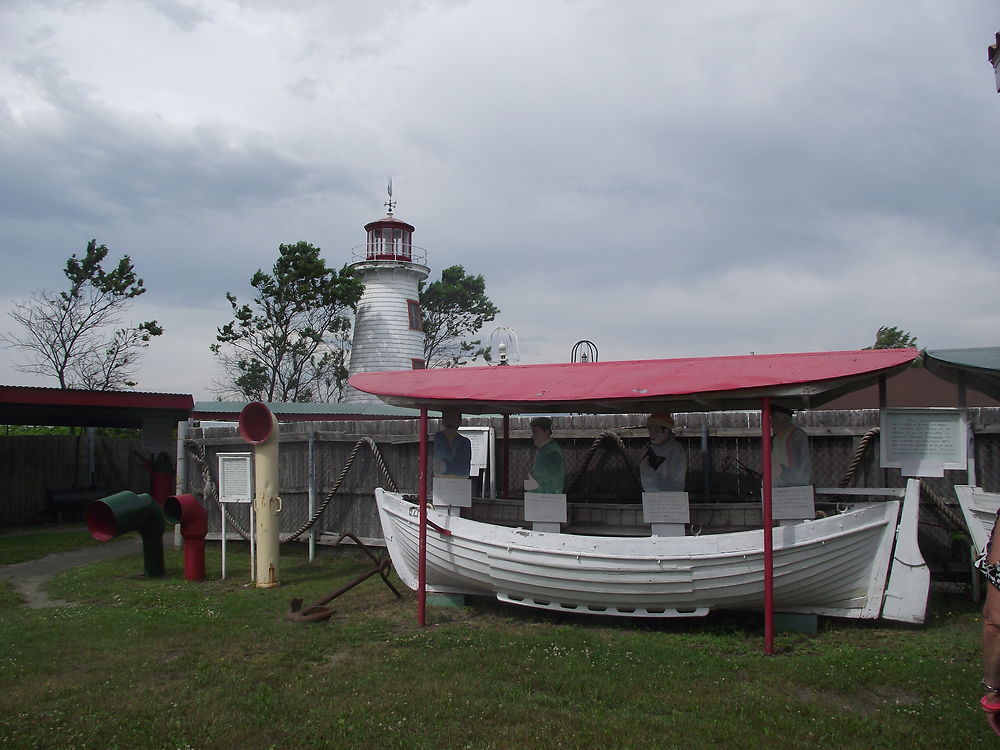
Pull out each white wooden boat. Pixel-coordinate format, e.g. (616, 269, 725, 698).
(954, 485, 1000, 556)
(376, 480, 928, 623)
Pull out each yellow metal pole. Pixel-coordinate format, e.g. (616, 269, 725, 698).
(239, 402, 281, 588)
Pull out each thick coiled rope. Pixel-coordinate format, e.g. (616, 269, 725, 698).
(183, 436, 399, 544)
(838, 427, 881, 488)
(565, 430, 640, 493)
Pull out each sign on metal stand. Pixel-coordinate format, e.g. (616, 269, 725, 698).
(218, 452, 252, 580)
(459, 425, 494, 497)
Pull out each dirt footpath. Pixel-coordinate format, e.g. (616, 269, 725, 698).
(0, 535, 142, 608)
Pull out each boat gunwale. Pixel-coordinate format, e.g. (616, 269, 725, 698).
(377, 488, 900, 562)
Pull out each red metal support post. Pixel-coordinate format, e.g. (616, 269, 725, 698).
(418, 407, 428, 625)
(502, 414, 510, 499)
(761, 397, 774, 655)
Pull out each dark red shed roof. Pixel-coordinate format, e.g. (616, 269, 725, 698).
(0, 385, 193, 428)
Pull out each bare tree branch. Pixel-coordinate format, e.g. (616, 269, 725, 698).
(2, 240, 163, 390)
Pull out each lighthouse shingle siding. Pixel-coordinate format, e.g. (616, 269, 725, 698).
(345, 261, 429, 404)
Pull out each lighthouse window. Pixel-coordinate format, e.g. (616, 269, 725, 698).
(407, 299, 422, 330)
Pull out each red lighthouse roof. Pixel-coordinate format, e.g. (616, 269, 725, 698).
(364, 215, 415, 233)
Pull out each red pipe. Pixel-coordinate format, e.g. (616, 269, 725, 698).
(761, 398, 774, 655)
(149, 470, 174, 506)
(164, 494, 208, 582)
(418, 408, 428, 625)
(144, 452, 175, 506)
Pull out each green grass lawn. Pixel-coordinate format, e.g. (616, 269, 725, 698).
(0, 536, 994, 749)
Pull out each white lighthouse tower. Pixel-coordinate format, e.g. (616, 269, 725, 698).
(344, 187, 430, 404)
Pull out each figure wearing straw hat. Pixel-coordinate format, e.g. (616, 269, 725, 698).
(639, 413, 686, 492)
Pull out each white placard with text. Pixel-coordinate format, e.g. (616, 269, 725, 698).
(642, 492, 691, 524)
(218, 452, 252, 503)
(523, 493, 568, 523)
(770, 485, 815, 520)
(432, 476, 473, 507)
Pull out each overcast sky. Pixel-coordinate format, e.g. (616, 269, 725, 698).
(2, 0, 999, 402)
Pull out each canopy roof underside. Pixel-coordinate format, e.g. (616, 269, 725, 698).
(350, 348, 919, 415)
(925, 347, 1000, 402)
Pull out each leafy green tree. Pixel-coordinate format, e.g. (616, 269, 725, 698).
(866, 325, 918, 350)
(211, 241, 364, 402)
(864, 325, 923, 366)
(3, 240, 163, 389)
(419, 264, 500, 368)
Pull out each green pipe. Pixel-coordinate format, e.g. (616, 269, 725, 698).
(85, 491, 166, 577)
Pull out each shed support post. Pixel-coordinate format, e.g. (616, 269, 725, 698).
(418, 407, 429, 626)
(761, 398, 774, 655)
(308, 429, 316, 562)
(502, 415, 510, 499)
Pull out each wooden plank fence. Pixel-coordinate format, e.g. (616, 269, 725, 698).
(1, 434, 152, 525)
(176, 409, 1000, 549)
(6, 408, 1000, 574)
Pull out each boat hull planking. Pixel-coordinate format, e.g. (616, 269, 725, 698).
(375, 488, 917, 620)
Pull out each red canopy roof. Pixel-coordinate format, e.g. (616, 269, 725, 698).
(350, 348, 919, 414)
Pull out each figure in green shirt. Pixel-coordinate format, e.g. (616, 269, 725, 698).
(525, 416, 564, 494)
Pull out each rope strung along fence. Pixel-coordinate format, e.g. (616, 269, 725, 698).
(838, 427, 881, 488)
(282, 437, 399, 543)
(920, 482, 967, 533)
(183, 437, 399, 544)
(835, 428, 966, 533)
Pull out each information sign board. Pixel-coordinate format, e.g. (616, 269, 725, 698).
(458, 426, 491, 476)
(880, 408, 967, 477)
(218, 452, 252, 503)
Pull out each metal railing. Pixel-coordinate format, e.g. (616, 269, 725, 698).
(350, 244, 428, 265)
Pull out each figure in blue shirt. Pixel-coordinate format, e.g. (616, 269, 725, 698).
(433, 409, 472, 477)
